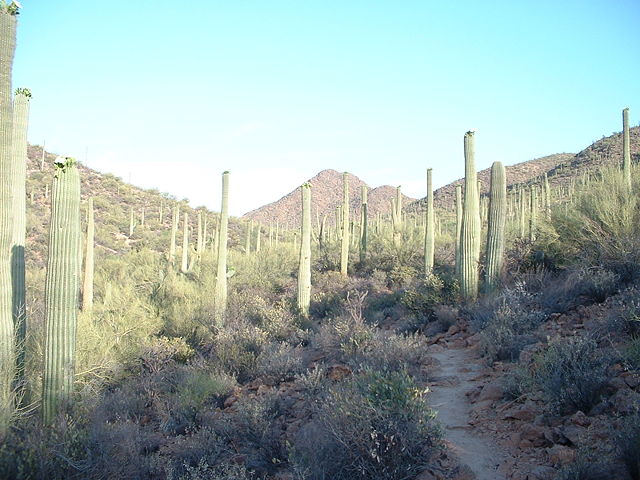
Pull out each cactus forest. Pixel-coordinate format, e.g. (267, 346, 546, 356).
(1, 3, 639, 480)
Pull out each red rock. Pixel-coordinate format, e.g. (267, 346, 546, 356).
(447, 324, 461, 335)
(502, 401, 537, 422)
(547, 445, 576, 466)
(568, 410, 590, 427)
(610, 388, 640, 415)
(327, 364, 352, 381)
(518, 424, 551, 448)
(478, 381, 503, 402)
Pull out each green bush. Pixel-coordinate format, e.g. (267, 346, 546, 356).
(532, 337, 609, 415)
(290, 369, 442, 480)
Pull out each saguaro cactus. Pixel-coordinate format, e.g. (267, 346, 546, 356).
(529, 187, 537, 243)
(460, 131, 481, 301)
(129, 206, 134, 236)
(214, 171, 229, 327)
(169, 203, 179, 263)
(297, 183, 311, 316)
(455, 184, 462, 277)
(42, 157, 81, 424)
(360, 185, 368, 262)
(340, 172, 349, 276)
(0, 3, 18, 426)
(180, 212, 189, 273)
(484, 162, 506, 292)
(623, 107, 631, 190)
(82, 197, 94, 312)
(10, 88, 29, 387)
(424, 169, 435, 276)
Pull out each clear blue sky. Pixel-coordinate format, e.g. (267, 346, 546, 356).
(13, 1, 640, 216)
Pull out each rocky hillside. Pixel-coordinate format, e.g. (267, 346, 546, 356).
(416, 126, 640, 212)
(544, 126, 640, 187)
(242, 169, 416, 227)
(412, 153, 575, 212)
(24, 145, 243, 269)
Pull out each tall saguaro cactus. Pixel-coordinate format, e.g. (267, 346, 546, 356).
(484, 162, 506, 292)
(460, 131, 481, 301)
(181, 212, 189, 273)
(42, 158, 81, 424)
(529, 187, 537, 243)
(169, 203, 179, 263)
(424, 169, 435, 275)
(340, 172, 349, 276)
(82, 197, 94, 312)
(0, 3, 18, 427)
(360, 185, 368, 262)
(623, 107, 631, 190)
(214, 172, 229, 327)
(454, 184, 462, 277)
(297, 183, 311, 316)
(10, 88, 29, 388)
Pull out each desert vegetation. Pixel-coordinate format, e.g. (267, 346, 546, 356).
(0, 3, 639, 480)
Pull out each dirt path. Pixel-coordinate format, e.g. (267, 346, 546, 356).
(428, 347, 509, 480)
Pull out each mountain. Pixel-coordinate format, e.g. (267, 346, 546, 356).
(242, 169, 416, 227)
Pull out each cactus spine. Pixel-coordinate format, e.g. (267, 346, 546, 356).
(0, 4, 17, 426)
(459, 131, 481, 301)
(340, 172, 349, 276)
(360, 185, 368, 262)
(424, 169, 435, 275)
(623, 107, 631, 190)
(181, 212, 189, 273)
(297, 183, 311, 316)
(484, 162, 506, 292)
(454, 184, 462, 278)
(42, 158, 81, 424)
(82, 197, 94, 312)
(10, 88, 29, 388)
(214, 172, 229, 327)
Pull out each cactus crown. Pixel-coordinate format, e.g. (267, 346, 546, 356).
(53, 157, 76, 177)
(302, 182, 312, 188)
(2, 1, 21, 15)
(14, 87, 31, 98)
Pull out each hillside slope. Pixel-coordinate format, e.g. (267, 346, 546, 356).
(24, 145, 242, 269)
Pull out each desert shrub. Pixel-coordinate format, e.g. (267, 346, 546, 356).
(150, 427, 250, 480)
(433, 304, 458, 330)
(608, 288, 640, 336)
(214, 391, 286, 473)
(555, 452, 613, 480)
(616, 411, 640, 480)
(0, 416, 88, 480)
(208, 320, 268, 382)
(309, 271, 348, 319)
(255, 342, 305, 382)
(540, 266, 620, 314)
(290, 369, 442, 480)
(176, 458, 255, 480)
(532, 336, 609, 414)
(469, 283, 544, 362)
(623, 336, 640, 370)
(140, 336, 195, 373)
(552, 166, 640, 281)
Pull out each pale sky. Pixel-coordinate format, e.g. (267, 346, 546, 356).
(13, 1, 640, 215)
